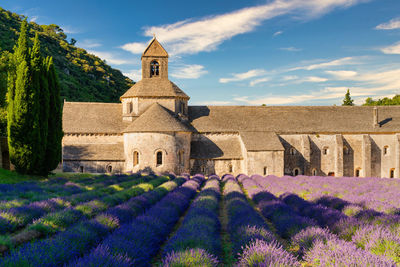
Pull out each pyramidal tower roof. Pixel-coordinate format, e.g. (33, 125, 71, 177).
(123, 103, 193, 133)
(142, 37, 168, 58)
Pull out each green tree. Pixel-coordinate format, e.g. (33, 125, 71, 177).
(342, 89, 354, 106)
(7, 19, 41, 174)
(363, 95, 400, 106)
(45, 57, 63, 172)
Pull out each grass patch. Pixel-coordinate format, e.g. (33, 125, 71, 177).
(0, 168, 45, 184)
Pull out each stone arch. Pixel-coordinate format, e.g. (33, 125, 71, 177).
(390, 168, 395, 178)
(150, 60, 160, 77)
(133, 150, 140, 166)
(312, 168, 317, 176)
(355, 167, 361, 177)
(154, 148, 167, 167)
(106, 163, 112, 173)
(293, 167, 301, 176)
(289, 147, 296, 155)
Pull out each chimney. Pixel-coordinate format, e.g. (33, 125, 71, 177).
(373, 107, 379, 128)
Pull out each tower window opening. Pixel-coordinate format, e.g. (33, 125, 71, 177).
(383, 146, 389, 156)
(263, 167, 268, 176)
(390, 168, 395, 178)
(323, 147, 329, 155)
(133, 151, 139, 166)
(156, 151, 163, 166)
(150, 61, 159, 77)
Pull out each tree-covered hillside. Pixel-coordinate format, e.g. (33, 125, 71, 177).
(0, 7, 134, 103)
(363, 95, 400, 106)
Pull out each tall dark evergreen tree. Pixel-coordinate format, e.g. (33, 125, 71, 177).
(342, 89, 354, 106)
(45, 57, 63, 172)
(31, 33, 50, 175)
(7, 20, 62, 175)
(7, 19, 41, 174)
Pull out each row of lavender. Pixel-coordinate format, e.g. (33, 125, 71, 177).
(253, 175, 400, 214)
(0, 174, 190, 266)
(241, 174, 399, 266)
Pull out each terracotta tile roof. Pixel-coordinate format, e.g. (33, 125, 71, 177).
(189, 106, 400, 134)
(240, 132, 284, 151)
(63, 143, 124, 161)
(123, 103, 193, 133)
(190, 135, 243, 159)
(63, 102, 128, 134)
(120, 79, 189, 99)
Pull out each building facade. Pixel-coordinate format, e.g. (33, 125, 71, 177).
(62, 38, 400, 178)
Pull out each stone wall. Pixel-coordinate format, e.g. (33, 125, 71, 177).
(245, 151, 284, 176)
(63, 160, 124, 173)
(124, 132, 191, 174)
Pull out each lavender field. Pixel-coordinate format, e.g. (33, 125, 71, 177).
(0, 173, 399, 266)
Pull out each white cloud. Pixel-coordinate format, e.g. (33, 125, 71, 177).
(29, 16, 38, 23)
(219, 69, 267, 83)
(325, 70, 358, 79)
(250, 77, 269, 86)
(283, 75, 298, 81)
(279, 47, 302, 52)
(273, 31, 283, 37)
(121, 42, 148, 54)
(123, 69, 142, 81)
(79, 39, 102, 49)
(122, 0, 365, 56)
(380, 41, 400, 55)
(303, 76, 327, 82)
(376, 17, 400, 30)
(171, 64, 208, 79)
(290, 57, 359, 71)
(87, 50, 131, 65)
(62, 26, 81, 34)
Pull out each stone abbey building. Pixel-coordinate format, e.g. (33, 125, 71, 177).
(62, 38, 400, 178)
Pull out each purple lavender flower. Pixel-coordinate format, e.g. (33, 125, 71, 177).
(162, 248, 219, 267)
(237, 239, 301, 267)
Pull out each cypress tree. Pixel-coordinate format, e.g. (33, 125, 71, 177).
(342, 89, 354, 106)
(7, 20, 41, 174)
(31, 33, 50, 175)
(45, 57, 63, 172)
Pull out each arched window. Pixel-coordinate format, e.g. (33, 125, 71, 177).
(383, 146, 389, 156)
(263, 167, 268, 176)
(150, 61, 159, 77)
(106, 164, 112, 173)
(390, 168, 395, 178)
(228, 164, 233, 173)
(133, 151, 139, 166)
(156, 151, 163, 166)
(201, 165, 206, 174)
(293, 168, 301, 176)
(289, 147, 296, 155)
(355, 168, 361, 177)
(79, 166, 84, 173)
(323, 147, 329, 155)
(312, 168, 317, 176)
(178, 150, 184, 166)
(126, 102, 132, 114)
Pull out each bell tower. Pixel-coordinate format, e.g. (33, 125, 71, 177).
(141, 37, 169, 79)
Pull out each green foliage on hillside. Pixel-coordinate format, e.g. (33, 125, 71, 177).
(363, 95, 400, 106)
(0, 7, 133, 104)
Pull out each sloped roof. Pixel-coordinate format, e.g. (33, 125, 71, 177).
(123, 103, 193, 133)
(63, 143, 124, 161)
(189, 106, 400, 134)
(190, 135, 243, 159)
(142, 37, 168, 58)
(63, 102, 128, 134)
(240, 132, 284, 151)
(120, 79, 189, 99)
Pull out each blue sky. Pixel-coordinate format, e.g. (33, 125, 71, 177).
(3, 0, 400, 105)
